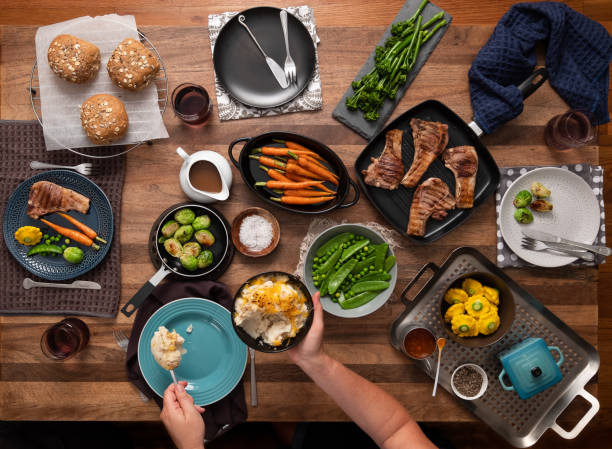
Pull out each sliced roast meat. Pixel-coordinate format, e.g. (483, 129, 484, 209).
(407, 177, 456, 236)
(443, 145, 478, 208)
(26, 181, 90, 219)
(362, 129, 405, 190)
(401, 118, 448, 188)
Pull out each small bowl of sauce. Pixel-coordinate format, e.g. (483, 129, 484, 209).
(401, 325, 437, 360)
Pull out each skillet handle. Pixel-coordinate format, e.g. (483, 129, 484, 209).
(121, 267, 170, 317)
(517, 67, 548, 100)
(338, 177, 360, 208)
(228, 137, 252, 168)
(401, 262, 439, 306)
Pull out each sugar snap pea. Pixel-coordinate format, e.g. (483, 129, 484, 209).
(352, 280, 390, 293)
(316, 246, 342, 275)
(384, 255, 396, 272)
(358, 272, 392, 282)
(328, 259, 358, 294)
(339, 291, 379, 309)
(351, 255, 376, 275)
(27, 243, 63, 256)
(340, 239, 370, 263)
(374, 243, 389, 271)
(316, 232, 353, 257)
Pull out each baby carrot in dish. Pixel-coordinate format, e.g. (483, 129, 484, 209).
(56, 212, 107, 244)
(272, 189, 335, 197)
(254, 147, 322, 160)
(271, 140, 325, 160)
(285, 160, 326, 180)
(39, 219, 100, 250)
(289, 154, 339, 185)
(259, 165, 293, 183)
(255, 180, 323, 190)
(284, 172, 336, 194)
(249, 155, 284, 169)
(270, 195, 335, 205)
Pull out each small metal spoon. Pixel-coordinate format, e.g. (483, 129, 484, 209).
(432, 337, 446, 397)
(170, 369, 178, 386)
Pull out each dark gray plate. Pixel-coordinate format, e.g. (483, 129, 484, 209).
(213, 7, 317, 108)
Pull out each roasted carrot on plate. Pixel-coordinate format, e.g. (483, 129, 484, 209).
(270, 195, 335, 205)
(39, 218, 100, 250)
(56, 212, 107, 244)
(255, 180, 323, 190)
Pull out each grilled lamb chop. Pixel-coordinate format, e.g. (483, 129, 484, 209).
(362, 129, 405, 190)
(401, 118, 449, 188)
(26, 181, 90, 219)
(443, 145, 478, 208)
(407, 178, 456, 236)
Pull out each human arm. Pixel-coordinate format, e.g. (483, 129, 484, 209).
(160, 381, 206, 449)
(288, 292, 436, 449)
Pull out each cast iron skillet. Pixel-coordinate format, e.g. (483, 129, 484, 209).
(213, 6, 317, 108)
(355, 68, 548, 243)
(439, 271, 515, 348)
(121, 203, 232, 317)
(228, 131, 360, 214)
(232, 271, 314, 353)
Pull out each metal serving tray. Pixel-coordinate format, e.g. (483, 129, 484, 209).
(390, 247, 600, 448)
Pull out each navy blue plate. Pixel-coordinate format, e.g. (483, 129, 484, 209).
(3, 170, 114, 280)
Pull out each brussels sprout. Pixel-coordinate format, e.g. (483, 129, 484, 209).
(174, 225, 194, 243)
(63, 247, 84, 264)
(195, 229, 215, 247)
(513, 190, 532, 208)
(183, 241, 201, 257)
(164, 238, 183, 257)
(174, 208, 196, 225)
(530, 199, 553, 212)
(197, 250, 214, 269)
(161, 220, 180, 238)
(531, 182, 551, 199)
(514, 207, 534, 224)
(158, 236, 168, 244)
(180, 254, 198, 271)
(192, 215, 211, 231)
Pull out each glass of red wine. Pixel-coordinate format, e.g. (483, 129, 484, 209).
(41, 318, 90, 361)
(171, 83, 213, 127)
(544, 110, 596, 150)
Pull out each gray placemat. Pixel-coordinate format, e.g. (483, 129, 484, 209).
(495, 164, 606, 267)
(208, 5, 322, 121)
(332, 0, 452, 140)
(0, 120, 124, 316)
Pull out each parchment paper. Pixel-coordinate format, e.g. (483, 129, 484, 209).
(34, 14, 169, 151)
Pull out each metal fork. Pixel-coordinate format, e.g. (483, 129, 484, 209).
(30, 161, 97, 176)
(521, 237, 595, 262)
(113, 329, 150, 402)
(280, 10, 297, 85)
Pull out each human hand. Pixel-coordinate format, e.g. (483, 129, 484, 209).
(287, 292, 325, 368)
(161, 381, 206, 449)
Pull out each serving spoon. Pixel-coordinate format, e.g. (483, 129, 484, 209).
(432, 337, 446, 396)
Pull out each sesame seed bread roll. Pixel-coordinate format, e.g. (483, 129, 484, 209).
(80, 94, 128, 145)
(107, 38, 161, 91)
(47, 34, 101, 83)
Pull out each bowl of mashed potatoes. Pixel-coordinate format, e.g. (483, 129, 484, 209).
(232, 271, 313, 352)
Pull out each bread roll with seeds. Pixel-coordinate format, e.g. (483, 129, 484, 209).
(80, 94, 128, 145)
(107, 38, 160, 90)
(47, 34, 101, 83)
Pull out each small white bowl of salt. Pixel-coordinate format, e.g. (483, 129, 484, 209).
(231, 207, 280, 257)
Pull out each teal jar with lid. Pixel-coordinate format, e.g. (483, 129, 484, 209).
(498, 337, 563, 399)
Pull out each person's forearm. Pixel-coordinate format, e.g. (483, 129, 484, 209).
(296, 353, 435, 449)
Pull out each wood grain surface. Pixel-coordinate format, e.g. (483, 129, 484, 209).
(0, 1, 610, 445)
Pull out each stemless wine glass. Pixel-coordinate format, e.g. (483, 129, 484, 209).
(544, 110, 596, 150)
(171, 83, 213, 127)
(41, 317, 90, 361)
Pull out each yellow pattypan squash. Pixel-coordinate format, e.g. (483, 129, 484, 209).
(444, 303, 466, 323)
(14, 226, 42, 246)
(461, 278, 483, 296)
(444, 288, 468, 305)
(451, 314, 478, 337)
(483, 286, 499, 305)
(465, 294, 491, 318)
(478, 312, 501, 335)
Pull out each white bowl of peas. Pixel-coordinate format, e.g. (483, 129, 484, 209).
(303, 224, 397, 318)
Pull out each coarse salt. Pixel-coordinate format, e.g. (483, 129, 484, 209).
(239, 215, 273, 252)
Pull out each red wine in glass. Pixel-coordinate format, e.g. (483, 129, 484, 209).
(172, 83, 213, 127)
(41, 318, 90, 360)
(544, 110, 595, 150)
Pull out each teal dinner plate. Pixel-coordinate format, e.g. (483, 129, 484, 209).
(138, 298, 247, 406)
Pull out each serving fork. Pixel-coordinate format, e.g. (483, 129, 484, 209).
(113, 329, 150, 402)
(280, 10, 297, 85)
(30, 161, 97, 176)
(520, 237, 595, 262)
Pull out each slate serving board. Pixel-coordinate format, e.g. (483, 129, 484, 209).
(332, 0, 452, 140)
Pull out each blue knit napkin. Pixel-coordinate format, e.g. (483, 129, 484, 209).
(469, 2, 612, 134)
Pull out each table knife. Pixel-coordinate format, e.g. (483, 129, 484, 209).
(23, 278, 101, 290)
(522, 229, 611, 256)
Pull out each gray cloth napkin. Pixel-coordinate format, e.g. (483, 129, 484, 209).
(495, 164, 606, 267)
(207, 5, 322, 121)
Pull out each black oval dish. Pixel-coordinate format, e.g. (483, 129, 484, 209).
(229, 131, 359, 214)
(213, 6, 317, 108)
(440, 271, 515, 348)
(232, 271, 314, 353)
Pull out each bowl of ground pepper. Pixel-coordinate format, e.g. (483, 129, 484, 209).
(231, 207, 280, 257)
(451, 363, 488, 400)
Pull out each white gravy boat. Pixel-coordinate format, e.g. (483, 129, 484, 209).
(176, 147, 233, 203)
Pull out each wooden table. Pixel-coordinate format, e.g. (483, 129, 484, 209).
(0, 0, 605, 432)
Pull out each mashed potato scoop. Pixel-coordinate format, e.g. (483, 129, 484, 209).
(150, 326, 186, 384)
